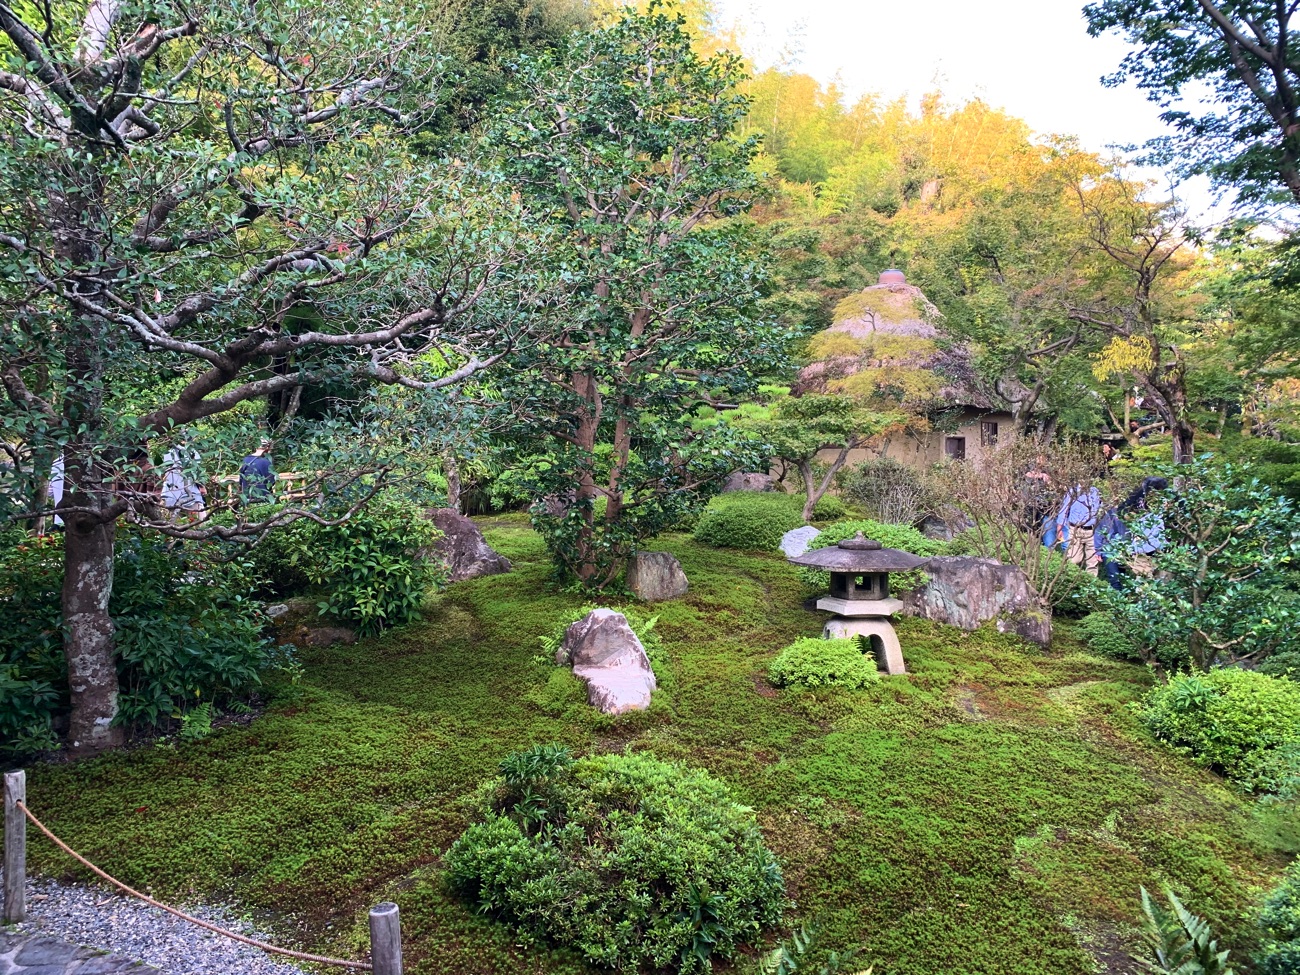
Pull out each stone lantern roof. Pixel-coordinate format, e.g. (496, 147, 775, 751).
(786, 532, 929, 573)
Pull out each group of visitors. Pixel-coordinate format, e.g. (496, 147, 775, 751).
(44, 437, 278, 522)
(1027, 450, 1169, 590)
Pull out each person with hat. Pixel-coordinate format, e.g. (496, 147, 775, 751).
(238, 437, 276, 502)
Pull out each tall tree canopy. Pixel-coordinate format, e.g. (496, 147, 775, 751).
(483, 5, 784, 587)
(1084, 0, 1300, 207)
(0, 0, 539, 752)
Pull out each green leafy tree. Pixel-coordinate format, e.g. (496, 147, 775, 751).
(1066, 176, 1203, 464)
(0, 0, 538, 753)
(483, 5, 786, 586)
(729, 392, 900, 521)
(1084, 0, 1300, 208)
(1107, 461, 1300, 670)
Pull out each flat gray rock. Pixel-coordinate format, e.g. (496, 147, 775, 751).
(558, 609, 657, 714)
(780, 526, 821, 558)
(0, 933, 159, 974)
(626, 551, 688, 601)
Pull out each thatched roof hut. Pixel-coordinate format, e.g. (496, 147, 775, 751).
(796, 270, 994, 410)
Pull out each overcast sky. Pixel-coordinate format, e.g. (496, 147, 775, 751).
(712, 0, 1227, 219)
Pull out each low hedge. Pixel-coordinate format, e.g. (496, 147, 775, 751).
(692, 493, 806, 550)
(1075, 612, 1141, 661)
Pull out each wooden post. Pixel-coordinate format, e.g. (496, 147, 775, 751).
(4, 769, 25, 923)
(369, 901, 402, 975)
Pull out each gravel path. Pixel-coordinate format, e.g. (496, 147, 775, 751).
(2, 871, 312, 975)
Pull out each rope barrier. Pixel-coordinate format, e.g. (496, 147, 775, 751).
(17, 801, 372, 970)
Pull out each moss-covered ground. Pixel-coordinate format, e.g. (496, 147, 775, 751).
(21, 517, 1299, 974)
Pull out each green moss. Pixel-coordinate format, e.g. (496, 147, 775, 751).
(17, 520, 1295, 975)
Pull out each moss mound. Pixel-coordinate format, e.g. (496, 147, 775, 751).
(444, 746, 784, 973)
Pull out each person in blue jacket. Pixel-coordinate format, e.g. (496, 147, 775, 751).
(1054, 484, 1103, 574)
(1096, 476, 1168, 589)
(238, 438, 275, 502)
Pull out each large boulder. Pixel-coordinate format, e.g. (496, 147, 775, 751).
(558, 609, 657, 714)
(626, 551, 689, 602)
(721, 471, 774, 493)
(900, 556, 1051, 647)
(423, 509, 512, 582)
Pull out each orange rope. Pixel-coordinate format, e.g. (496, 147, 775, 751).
(17, 801, 371, 970)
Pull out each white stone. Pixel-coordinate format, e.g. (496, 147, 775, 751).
(559, 609, 657, 715)
(780, 526, 821, 557)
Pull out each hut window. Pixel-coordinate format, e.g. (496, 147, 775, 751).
(945, 436, 966, 461)
(981, 421, 999, 446)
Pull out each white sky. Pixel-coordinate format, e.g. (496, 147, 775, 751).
(712, 0, 1229, 221)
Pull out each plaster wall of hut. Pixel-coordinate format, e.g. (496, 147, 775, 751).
(824, 407, 1017, 469)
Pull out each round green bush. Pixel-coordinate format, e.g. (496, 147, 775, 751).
(444, 746, 785, 974)
(1075, 612, 1140, 661)
(768, 637, 881, 690)
(799, 493, 848, 522)
(1140, 668, 1300, 793)
(693, 493, 805, 550)
(1051, 557, 1105, 618)
(1257, 859, 1300, 975)
(798, 518, 943, 594)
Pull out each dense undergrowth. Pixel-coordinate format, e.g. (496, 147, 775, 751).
(19, 516, 1298, 975)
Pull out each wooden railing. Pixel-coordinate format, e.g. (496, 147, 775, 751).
(211, 471, 315, 503)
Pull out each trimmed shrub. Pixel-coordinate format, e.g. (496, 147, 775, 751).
(1140, 668, 1300, 794)
(768, 637, 881, 690)
(1052, 557, 1106, 618)
(444, 746, 785, 974)
(1257, 860, 1300, 975)
(693, 493, 805, 550)
(243, 493, 441, 636)
(798, 518, 943, 594)
(799, 493, 847, 522)
(1076, 612, 1141, 661)
(307, 495, 440, 635)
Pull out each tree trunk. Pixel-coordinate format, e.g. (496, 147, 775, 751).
(570, 373, 602, 585)
(442, 449, 462, 514)
(798, 461, 817, 521)
(799, 447, 851, 522)
(1172, 423, 1195, 466)
(62, 507, 122, 753)
(51, 154, 124, 755)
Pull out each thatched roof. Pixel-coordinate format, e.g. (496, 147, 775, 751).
(796, 271, 996, 410)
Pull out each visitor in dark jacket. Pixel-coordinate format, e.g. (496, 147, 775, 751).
(238, 438, 275, 502)
(1096, 476, 1168, 590)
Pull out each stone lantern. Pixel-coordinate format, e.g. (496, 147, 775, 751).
(787, 532, 929, 675)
